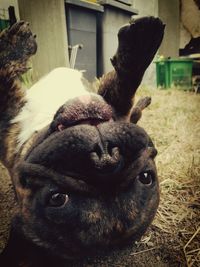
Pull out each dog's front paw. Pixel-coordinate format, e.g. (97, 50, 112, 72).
(135, 96, 151, 110)
(111, 16, 165, 76)
(0, 21, 37, 68)
(130, 96, 152, 123)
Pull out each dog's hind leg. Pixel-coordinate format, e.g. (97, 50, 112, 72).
(98, 17, 165, 119)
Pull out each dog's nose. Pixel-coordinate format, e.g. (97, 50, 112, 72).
(90, 144, 123, 175)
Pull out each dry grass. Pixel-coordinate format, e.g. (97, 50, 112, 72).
(137, 87, 200, 267)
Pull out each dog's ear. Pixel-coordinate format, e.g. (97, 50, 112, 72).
(98, 17, 165, 120)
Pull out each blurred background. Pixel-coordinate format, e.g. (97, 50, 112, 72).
(0, 0, 199, 89)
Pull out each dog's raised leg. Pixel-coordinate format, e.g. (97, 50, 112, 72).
(130, 96, 151, 123)
(0, 22, 37, 165)
(98, 17, 165, 119)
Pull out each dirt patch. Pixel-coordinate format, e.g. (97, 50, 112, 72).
(0, 88, 199, 266)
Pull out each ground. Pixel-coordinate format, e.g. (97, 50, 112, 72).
(0, 87, 199, 266)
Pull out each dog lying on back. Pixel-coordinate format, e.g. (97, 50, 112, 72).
(0, 17, 164, 266)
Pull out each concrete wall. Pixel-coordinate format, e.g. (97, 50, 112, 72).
(131, 0, 159, 87)
(18, 0, 69, 82)
(180, 22, 191, 49)
(158, 0, 180, 58)
(130, 0, 180, 87)
(132, 0, 158, 17)
(98, 1, 138, 75)
(1, 0, 182, 88)
(180, 0, 200, 48)
(100, 7, 134, 75)
(0, 0, 20, 20)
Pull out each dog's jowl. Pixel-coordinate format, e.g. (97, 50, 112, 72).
(0, 17, 165, 266)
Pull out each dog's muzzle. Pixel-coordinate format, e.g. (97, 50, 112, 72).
(24, 94, 151, 188)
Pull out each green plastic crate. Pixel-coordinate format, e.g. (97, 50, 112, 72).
(155, 58, 193, 89)
(168, 59, 193, 89)
(155, 59, 169, 88)
(0, 19, 10, 31)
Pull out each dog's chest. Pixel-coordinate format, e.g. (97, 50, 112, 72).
(13, 68, 91, 148)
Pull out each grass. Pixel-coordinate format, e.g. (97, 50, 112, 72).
(136, 87, 200, 267)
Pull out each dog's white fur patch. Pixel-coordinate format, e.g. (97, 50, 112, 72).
(13, 67, 93, 149)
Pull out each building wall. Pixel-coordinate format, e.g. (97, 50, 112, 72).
(18, 0, 69, 82)
(1, 0, 182, 88)
(133, 0, 158, 17)
(100, 7, 134, 75)
(158, 0, 180, 58)
(132, 0, 180, 58)
(131, 0, 159, 87)
(0, 0, 20, 20)
(180, 0, 200, 48)
(130, 0, 180, 87)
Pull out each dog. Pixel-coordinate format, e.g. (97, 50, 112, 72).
(0, 17, 165, 266)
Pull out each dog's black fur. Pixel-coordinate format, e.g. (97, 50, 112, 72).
(0, 17, 165, 266)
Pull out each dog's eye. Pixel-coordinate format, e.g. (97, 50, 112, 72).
(48, 193, 69, 207)
(137, 171, 153, 185)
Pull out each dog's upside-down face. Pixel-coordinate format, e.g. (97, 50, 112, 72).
(12, 69, 158, 258)
(0, 16, 165, 261)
